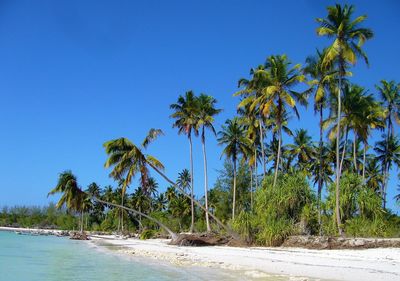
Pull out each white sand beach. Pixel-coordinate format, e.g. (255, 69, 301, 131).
(90, 235, 400, 281)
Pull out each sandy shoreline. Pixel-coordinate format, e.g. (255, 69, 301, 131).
(2, 227, 400, 280)
(90, 235, 400, 281)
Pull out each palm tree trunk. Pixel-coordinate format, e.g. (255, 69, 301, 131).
(80, 211, 84, 233)
(232, 158, 237, 220)
(318, 104, 323, 229)
(201, 132, 211, 232)
(339, 126, 348, 176)
(94, 197, 178, 241)
(147, 161, 240, 240)
(273, 125, 282, 188)
(259, 118, 266, 178)
(250, 165, 253, 210)
(254, 149, 258, 190)
(335, 74, 343, 235)
(189, 135, 195, 233)
(362, 141, 367, 181)
(121, 195, 124, 232)
(353, 134, 357, 173)
(383, 162, 390, 209)
(139, 205, 142, 230)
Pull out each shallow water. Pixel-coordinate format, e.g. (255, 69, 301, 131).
(0, 231, 287, 280)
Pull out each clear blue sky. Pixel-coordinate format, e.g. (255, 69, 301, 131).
(0, 0, 399, 211)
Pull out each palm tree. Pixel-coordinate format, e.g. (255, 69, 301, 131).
(176, 169, 191, 195)
(85, 182, 104, 225)
(170, 91, 199, 233)
(325, 85, 384, 176)
(217, 118, 251, 220)
(197, 94, 221, 232)
(103, 129, 236, 238)
(145, 177, 159, 198)
(374, 135, 400, 208)
(365, 157, 384, 192)
(376, 80, 400, 138)
(286, 129, 315, 171)
(103, 128, 165, 232)
(235, 65, 270, 177)
(240, 55, 307, 188)
(169, 194, 191, 232)
(48, 171, 87, 233)
(155, 193, 167, 212)
(131, 186, 150, 227)
(316, 3, 373, 234)
(304, 48, 337, 204)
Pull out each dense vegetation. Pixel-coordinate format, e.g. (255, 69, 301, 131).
(3, 4, 400, 245)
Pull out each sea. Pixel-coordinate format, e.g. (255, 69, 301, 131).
(0, 231, 285, 281)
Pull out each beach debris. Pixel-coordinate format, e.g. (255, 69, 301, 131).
(69, 232, 90, 240)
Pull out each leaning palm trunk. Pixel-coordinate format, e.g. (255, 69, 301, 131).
(147, 161, 240, 240)
(273, 125, 282, 188)
(232, 159, 237, 220)
(93, 197, 178, 241)
(335, 74, 343, 235)
(189, 135, 195, 233)
(259, 119, 266, 178)
(201, 133, 211, 232)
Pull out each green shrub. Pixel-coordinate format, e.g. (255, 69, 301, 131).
(232, 172, 317, 246)
(256, 218, 293, 246)
(140, 229, 156, 240)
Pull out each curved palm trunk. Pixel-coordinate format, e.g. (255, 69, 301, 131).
(189, 135, 195, 233)
(232, 158, 237, 220)
(273, 125, 282, 188)
(201, 132, 211, 232)
(147, 161, 240, 240)
(335, 74, 343, 235)
(259, 119, 266, 178)
(93, 197, 177, 241)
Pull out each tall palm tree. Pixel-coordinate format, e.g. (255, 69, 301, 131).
(240, 55, 307, 188)
(374, 135, 400, 208)
(304, 48, 337, 205)
(235, 65, 270, 177)
(197, 93, 221, 232)
(48, 171, 87, 233)
(217, 118, 251, 220)
(170, 91, 199, 233)
(316, 3, 373, 234)
(103, 128, 165, 232)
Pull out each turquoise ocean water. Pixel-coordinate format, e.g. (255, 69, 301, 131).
(0, 231, 276, 281)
